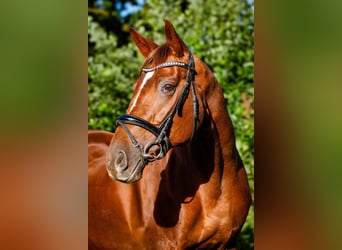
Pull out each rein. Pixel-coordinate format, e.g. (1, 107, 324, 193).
(116, 51, 198, 162)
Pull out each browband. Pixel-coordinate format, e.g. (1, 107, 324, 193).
(142, 61, 189, 73)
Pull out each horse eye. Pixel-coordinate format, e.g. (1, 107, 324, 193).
(160, 82, 176, 94)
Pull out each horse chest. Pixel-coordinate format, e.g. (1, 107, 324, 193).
(94, 189, 229, 250)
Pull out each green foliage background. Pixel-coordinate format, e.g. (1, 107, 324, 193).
(88, 0, 254, 249)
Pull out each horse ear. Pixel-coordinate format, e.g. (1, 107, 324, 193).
(164, 19, 188, 57)
(130, 28, 158, 58)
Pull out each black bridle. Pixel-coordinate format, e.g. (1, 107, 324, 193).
(116, 51, 198, 163)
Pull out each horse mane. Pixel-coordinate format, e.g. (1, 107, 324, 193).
(139, 44, 173, 74)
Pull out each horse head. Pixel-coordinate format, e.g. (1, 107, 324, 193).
(106, 20, 214, 183)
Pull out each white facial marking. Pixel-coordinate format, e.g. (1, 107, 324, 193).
(128, 71, 154, 112)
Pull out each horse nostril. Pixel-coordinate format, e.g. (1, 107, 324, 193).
(149, 145, 160, 157)
(143, 143, 162, 160)
(115, 150, 128, 171)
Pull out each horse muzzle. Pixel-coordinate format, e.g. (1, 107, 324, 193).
(106, 147, 146, 183)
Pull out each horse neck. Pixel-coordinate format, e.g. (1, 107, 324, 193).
(204, 79, 239, 167)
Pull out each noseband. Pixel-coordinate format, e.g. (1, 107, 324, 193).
(116, 51, 198, 162)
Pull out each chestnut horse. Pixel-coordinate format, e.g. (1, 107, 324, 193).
(88, 20, 251, 250)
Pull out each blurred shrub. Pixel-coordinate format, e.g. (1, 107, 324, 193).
(88, 16, 141, 131)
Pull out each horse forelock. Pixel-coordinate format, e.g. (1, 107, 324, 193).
(139, 44, 178, 74)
